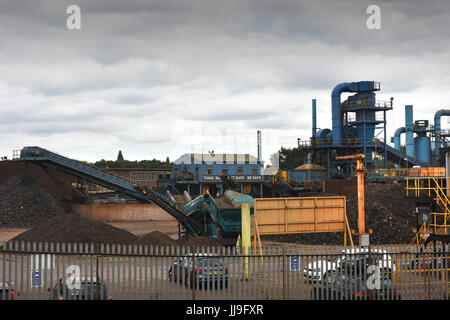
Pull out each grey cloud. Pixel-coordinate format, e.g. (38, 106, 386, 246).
(0, 0, 449, 161)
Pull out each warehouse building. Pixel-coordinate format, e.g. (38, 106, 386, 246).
(111, 168, 172, 189)
(171, 153, 264, 197)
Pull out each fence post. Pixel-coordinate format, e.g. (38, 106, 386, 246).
(190, 246, 195, 301)
(282, 247, 286, 300)
(96, 243, 100, 300)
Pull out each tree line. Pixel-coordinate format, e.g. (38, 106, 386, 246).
(89, 151, 172, 169)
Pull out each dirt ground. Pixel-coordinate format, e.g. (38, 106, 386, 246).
(107, 219, 318, 247)
(0, 228, 28, 242)
(0, 221, 179, 243)
(0, 219, 291, 246)
(106, 220, 180, 239)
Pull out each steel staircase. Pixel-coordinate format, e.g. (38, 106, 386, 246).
(407, 177, 450, 248)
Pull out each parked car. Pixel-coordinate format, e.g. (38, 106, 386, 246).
(168, 253, 229, 289)
(311, 270, 401, 300)
(49, 277, 112, 300)
(0, 282, 16, 300)
(303, 248, 396, 282)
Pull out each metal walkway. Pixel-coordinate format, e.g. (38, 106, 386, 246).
(374, 139, 426, 167)
(13, 146, 202, 235)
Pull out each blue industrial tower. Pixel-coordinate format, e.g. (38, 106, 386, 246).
(299, 81, 424, 178)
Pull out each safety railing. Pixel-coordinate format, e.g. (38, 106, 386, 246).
(370, 169, 446, 180)
(342, 99, 393, 109)
(405, 177, 450, 198)
(406, 177, 450, 248)
(344, 113, 386, 123)
(0, 241, 448, 300)
(300, 138, 387, 147)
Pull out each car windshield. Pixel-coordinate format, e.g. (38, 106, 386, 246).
(339, 253, 385, 264)
(192, 257, 224, 267)
(325, 272, 348, 286)
(67, 283, 103, 296)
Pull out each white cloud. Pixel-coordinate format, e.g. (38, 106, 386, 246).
(0, 0, 449, 164)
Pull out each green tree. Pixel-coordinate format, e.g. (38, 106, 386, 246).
(278, 147, 308, 170)
(92, 158, 172, 169)
(117, 150, 124, 161)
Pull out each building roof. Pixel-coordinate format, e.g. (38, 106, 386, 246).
(174, 153, 263, 165)
(293, 163, 326, 171)
(108, 168, 172, 172)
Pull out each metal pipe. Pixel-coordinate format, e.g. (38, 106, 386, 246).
(257, 130, 262, 161)
(405, 105, 415, 157)
(312, 99, 317, 138)
(393, 127, 405, 150)
(433, 109, 450, 164)
(331, 82, 359, 145)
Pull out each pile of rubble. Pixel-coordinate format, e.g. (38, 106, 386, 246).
(9, 213, 139, 244)
(0, 175, 70, 228)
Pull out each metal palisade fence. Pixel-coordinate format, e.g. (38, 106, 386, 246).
(0, 241, 448, 300)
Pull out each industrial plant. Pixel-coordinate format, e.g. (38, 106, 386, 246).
(1, 80, 449, 301)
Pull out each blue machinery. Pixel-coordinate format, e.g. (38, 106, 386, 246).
(392, 107, 450, 166)
(301, 81, 422, 177)
(184, 190, 254, 246)
(299, 81, 449, 178)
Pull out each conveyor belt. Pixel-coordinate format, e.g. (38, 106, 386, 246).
(15, 146, 201, 235)
(373, 139, 426, 167)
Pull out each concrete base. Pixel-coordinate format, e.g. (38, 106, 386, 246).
(72, 203, 175, 222)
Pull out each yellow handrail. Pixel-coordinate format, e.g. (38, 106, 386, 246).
(407, 177, 450, 248)
(432, 178, 450, 235)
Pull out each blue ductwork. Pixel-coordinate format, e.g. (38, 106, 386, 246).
(312, 99, 317, 138)
(433, 109, 450, 163)
(405, 105, 415, 158)
(393, 127, 405, 150)
(331, 82, 358, 145)
(331, 81, 379, 146)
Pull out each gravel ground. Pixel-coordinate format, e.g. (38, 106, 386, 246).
(134, 231, 223, 248)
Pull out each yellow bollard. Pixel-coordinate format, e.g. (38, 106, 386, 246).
(241, 202, 251, 281)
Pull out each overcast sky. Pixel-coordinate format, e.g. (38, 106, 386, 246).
(1, 0, 450, 163)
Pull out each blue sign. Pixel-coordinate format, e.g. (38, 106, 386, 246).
(289, 256, 300, 271)
(31, 271, 41, 287)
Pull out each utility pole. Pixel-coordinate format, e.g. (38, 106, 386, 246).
(336, 154, 368, 246)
